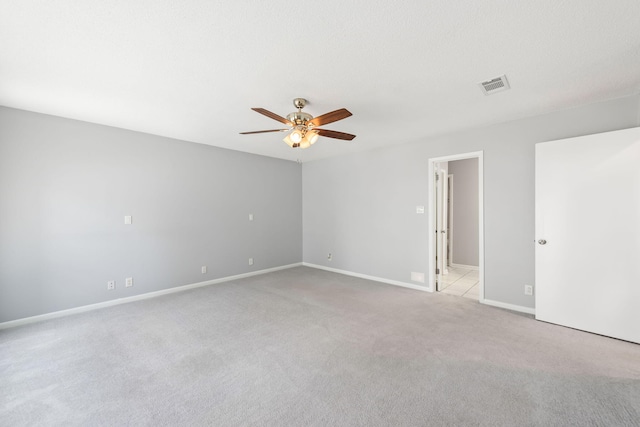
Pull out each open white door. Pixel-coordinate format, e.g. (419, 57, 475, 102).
(434, 163, 448, 290)
(535, 126, 640, 343)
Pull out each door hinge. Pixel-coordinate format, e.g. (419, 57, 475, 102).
(435, 268, 440, 275)
(435, 173, 440, 181)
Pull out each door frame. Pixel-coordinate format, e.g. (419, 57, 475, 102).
(447, 174, 454, 268)
(427, 151, 484, 300)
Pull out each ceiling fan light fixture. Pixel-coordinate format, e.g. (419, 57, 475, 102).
(300, 140, 311, 149)
(290, 129, 303, 143)
(241, 98, 356, 149)
(283, 134, 295, 147)
(298, 131, 318, 149)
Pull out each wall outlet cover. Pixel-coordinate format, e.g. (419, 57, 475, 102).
(411, 272, 425, 283)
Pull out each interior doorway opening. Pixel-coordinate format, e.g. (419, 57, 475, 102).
(428, 152, 484, 301)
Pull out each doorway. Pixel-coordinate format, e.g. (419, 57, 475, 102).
(428, 152, 484, 300)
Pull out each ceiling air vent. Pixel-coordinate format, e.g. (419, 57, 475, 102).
(479, 75, 510, 95)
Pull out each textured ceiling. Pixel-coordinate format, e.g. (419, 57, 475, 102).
(1, 0, 639, 162)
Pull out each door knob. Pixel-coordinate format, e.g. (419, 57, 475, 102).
(538, 239, 547, 245)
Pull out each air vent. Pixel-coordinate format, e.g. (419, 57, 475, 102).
(479, 75, 510, 95)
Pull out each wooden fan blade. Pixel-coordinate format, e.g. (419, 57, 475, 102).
(251, 108, 293, 126)
(309, 108, 352, 127)
(315, 128, 356, 141)
(240, 129, 289, 135)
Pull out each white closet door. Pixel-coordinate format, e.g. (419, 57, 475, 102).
(535, 126, 640, 343)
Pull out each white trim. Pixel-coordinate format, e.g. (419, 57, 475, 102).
(447, 174, 454, 269)
(481, 298, 535, 315)
(449, 263, 479, 271)
(478, 154, 485, 301)
(0, 263, 302, 330)
(428, 151, 484, 297)
(303, 263, 432, 293)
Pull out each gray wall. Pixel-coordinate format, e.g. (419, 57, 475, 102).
(448, 158, 479, 267)
(303, 94, 640, 309)
(2, 95, 639, 322)
(0, 107, 302, 322)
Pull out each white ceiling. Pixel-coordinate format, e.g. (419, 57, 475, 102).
(1, 0, 639, 162)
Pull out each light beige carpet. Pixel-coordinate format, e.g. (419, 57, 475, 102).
(1, 267, 639, 426)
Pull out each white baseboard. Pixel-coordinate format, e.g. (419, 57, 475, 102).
(304, 264, 534, 315)
(2, 263, 536, 329)
(0, 263, 303, 330)
(480, 298, 535, 315)
(449, 263, 479, 271)
(303, 263, 433, 293)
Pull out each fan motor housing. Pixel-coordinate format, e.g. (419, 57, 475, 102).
(286, 111, 313, 126)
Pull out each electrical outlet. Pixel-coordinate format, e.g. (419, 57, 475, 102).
(125, 277, 133, 288)
(107, 280, 115, 290)
(248, 258, 254, 266)
(201, 266, 207, 274)
(411, 272, 425, 283)
(524, 285, 533, 296)
(327, 253, 332, 261)
(249, 213, 253, 221)
(124, 215, 132, 225)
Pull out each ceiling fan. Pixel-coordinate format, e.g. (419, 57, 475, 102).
(240, 98, 355, 148)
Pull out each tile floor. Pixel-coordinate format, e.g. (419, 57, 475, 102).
(439, 267, 479, 300)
